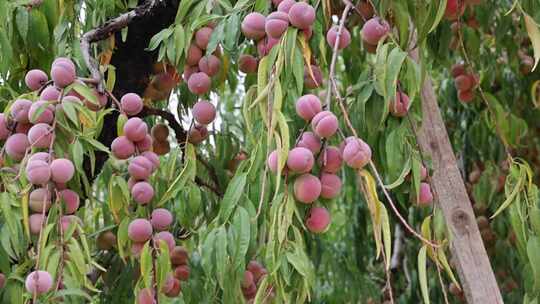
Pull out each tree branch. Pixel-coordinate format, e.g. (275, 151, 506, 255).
(81, 0, 161, 91)
(139, 106, 187, 144)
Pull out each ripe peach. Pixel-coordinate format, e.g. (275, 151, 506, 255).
(295, 94, 322, 121)
(286, 147, 314, 173)
(195, 27, 213, 50)
(302, 26, 313, 39)
(174, 265, 190, 281)
(29, 214, 44, 234)
(198, 55, 221, 77)
(28, 101, 54, 124)
(171, 246, 189, 266)
(28, 123, 53, 148)
(135, 135, 153, 152)
(293, 173, 321, 203)
(127, 176, 143, 191)
(389, 91, 410, 117)
(111, 136, 135, 160)
(241, 13, 266, 40)
(192, 100, 216, 125)
(458, 90, 474, 103)
(289, 2, 316, 30)
(58, 189, 79, 214)
(128, 219, 153, 242)
(60, 215, 82, 233)
(26, 160, 51, 185)
(320, 173, 342, 199)
(265, 12, 290, 39)
(318, 146, 342, 173)
(444, 0, 465, 20)
(154, 231, 175, 252)
(161, 274, 175, 294)
(131, 181, 154, 205)
(238, 55, 258, 74)
(25, 270, 53, 295)
(188, 124, 208, 144)
(451, 63, 466, 78)
(51, 64, 76, 88)
(326, 25, 351, 49)
(311, 111, 338, 138)
(28, 152, 50, 163)
(137, 288, 156, 304)
(151, 208, 173, 231)
(25, 69, 48, 91)
(187, 72, 211, 95)
(267, 150, 280, 173)
(183, 65, 199, 82)
(242, 270, 254, 288)
(40, 86, 61, 101)
(304, 65, 323, 89)
(142, 151, 160, 171)
(361, 17, 390, 45)
(11, 99, 32, 123)
(50, 158, 74, 183)
(247, 261, 267, 283)
(277, 0, 296, 13)
(151, 124, 169, 141)
(297, 132, 321, 154)
(131, 242, 145, 257)
(186, 44, 203, 66)
(29, 188, 51, 213)
(124, 117, 148, 142)
(5, 134, 29, 160)
(15, 123, 32, 135)
(418, 182, 433, 206)
(164, 278, 181, 297)
(454, 75, 472, 91)
(341, 136, 371, 169)
(272, 0, 285, 6)
(242, 283, 257, 299)
(128, 156, 154, 180)
(120, 93, 143, 116)
(305, 207, 330, 233)
(52, 57, 76, 71)
(0, 114, 9, 140)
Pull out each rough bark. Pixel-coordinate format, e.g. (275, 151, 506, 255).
(417, 78, 503, 303)
(82, 0, 180, 179)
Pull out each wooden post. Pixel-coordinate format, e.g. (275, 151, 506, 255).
(417, 78, 503, 303)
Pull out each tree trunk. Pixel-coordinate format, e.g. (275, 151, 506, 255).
(417, 77, 503, 303)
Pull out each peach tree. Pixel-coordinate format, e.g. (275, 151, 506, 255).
(0, 0, 539, 303)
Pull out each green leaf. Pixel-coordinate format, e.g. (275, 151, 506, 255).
(140, 242, 152, 288)
(72, 82, 98, 106)
(524, 14, 540, 71)
(147, 27, 173, 52)
(418, 245, 430, 304)
(528, 237, 540, 292)
(15, 8, 28, 43)
(215, 227, 228, 288)
(218, 173, 247, 223)
(231, 207, 250, 268)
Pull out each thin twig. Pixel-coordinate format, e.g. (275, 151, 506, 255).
(325, 2, 352, 107)
(139, 106, 187, 144)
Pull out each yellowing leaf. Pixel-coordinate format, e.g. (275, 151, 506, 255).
(299, 37, 317, 87)
(524, 14, 540, 71)
(531, 80, 540, 108)
(358, 170, 383, 260)
(418, 245, 430, 304)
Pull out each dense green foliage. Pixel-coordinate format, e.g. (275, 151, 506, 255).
(0, 0, 539, 303)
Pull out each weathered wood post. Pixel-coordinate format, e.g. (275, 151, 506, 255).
(417, 77, 503, 303)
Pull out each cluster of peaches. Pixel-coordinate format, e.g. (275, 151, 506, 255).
(0, 57, 97, 295)
(241, 261, 273, 302)
(451, 62, 479, 103)
(444, 0, 482, 21)
(184, 25, 221, 96)
(267, 93, 372, 234)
